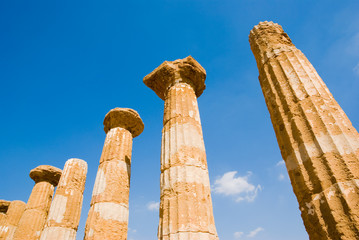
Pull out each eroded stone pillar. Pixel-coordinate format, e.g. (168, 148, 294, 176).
(40, 158, 87, 240)
(144, 56, 218, 240)
(84, 108, 144, 240)
(0, 200, 10, 237)
(1, 200, 26, 240)
(249, 21, 359, 239)
(13, 165, 62, 240)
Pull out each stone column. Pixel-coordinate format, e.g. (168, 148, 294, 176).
(40, 158, 87, 240)
(13, 165, 62, 240)
(143, 56, 218, 240)
(249, 21, 359, 239)
(84, 108, 144, 240)
(0, 200, 10, 236)
(1, 200, 26, 240)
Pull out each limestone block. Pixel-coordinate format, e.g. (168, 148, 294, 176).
(249, 21, 359, 240)
(144, 56, 218, 240)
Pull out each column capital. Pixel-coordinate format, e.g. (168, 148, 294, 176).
(0, 200, 10, 213)
(249, 21, 295, 64)
(29, 165, 62, 186)
(103, 108, 144, 138)
(143, 55, 206, 100)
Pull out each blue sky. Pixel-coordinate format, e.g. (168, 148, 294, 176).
(1, 1, 359, 239)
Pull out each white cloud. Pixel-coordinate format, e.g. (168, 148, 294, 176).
(278, 174, 285, 181)
(247, 227, 264, 238)
(213, 171, 261, 203)
(276, 160, 285, 167)
(354, 63, 359, 76)
(346, 32, 359, 56)
(234, 231, 244, 239)
(147, 201, 159, 211)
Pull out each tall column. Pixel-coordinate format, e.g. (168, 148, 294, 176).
(249, 21, 359, 239)
(84, 108, 144, 240)
(40, 158, 87, 240)
(144, 56, 218, 240)
(1, 200, 26, 240)
(13, 165, 62, 240)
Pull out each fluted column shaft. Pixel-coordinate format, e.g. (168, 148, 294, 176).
(0, 200, 26, 240)
(84, 108, 143, 240)
(40, 158, 87, 240)
(143, 56, 218, 240)
(249, 21, 359, 239)
(84, 128, 132, 239)
(14, 182, 56, 240)
(13, 165, 61, 240)
(0, 213, 6, 233)
(0, 200, 10, 238)
(160, 82, 217, 239)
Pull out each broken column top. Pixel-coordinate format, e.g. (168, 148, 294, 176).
(103, 107, 144, 137)
(0, 200, 10, 213)
(29, 165, 62, 186)
(143, 55, 206, 100)
(249, 21, 295, 64)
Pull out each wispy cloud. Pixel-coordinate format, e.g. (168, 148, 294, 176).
(354, 63, 359, 76)
(147, 201, 159, 211)
(346, 32, 359, 57)
(213, 171, 261, 202)
(276, 160, 285, 167)
(247, 227, 264, 238)
(278, 174, 285, 181)
(234, 231, 244, 239)
(276, 160, 288, 181)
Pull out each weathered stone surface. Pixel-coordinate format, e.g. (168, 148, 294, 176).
(0, 213, 6, 233)
(249, 21, 359, 240)
(0, 200, 26, 240)
(40, 158, 87, 240)
(30, 165, 62, 186)
(13, 165, 62, 240)
(0, 200, 10, 214)
(84, 108, 143, 240)
(144, 56, 218, 240)
(0, 200, 10, 237)
(143, 55, 206, 100)
(103, 108, 144, 137)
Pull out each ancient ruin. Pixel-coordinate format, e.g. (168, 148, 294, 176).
(2, 20, 359, 240)
(0, 200, 10, 237)
(84, 108, 144, 240)
(144, 56, 218, 239)
(249, 21, 359, 239)
(13, 165, 62, 240)
(0, 200, 26, 240)
(40, 158, 88, 240)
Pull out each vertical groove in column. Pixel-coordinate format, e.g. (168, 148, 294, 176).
(143, 56, 218, 240)
(84, 108, 143, 240)
(249, 21, 359, 239)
